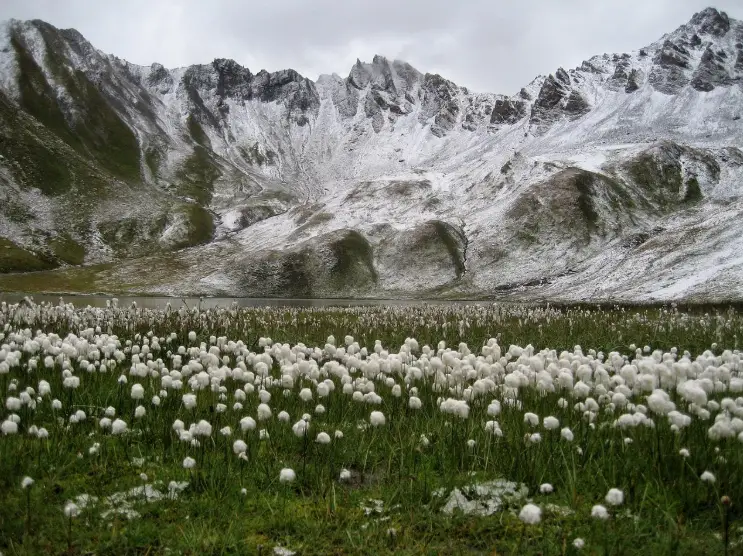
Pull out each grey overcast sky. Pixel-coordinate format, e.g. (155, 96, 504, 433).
(0, 1, 739, 93)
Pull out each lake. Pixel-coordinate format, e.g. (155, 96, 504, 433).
(0, 293, 498, 309)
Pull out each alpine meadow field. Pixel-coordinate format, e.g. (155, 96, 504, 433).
(1, 298, 743, 554)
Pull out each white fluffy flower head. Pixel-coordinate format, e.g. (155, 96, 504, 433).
(605, 488, 624, 506)
(591, 505, 609, 520)
(519, 503, 542, 524)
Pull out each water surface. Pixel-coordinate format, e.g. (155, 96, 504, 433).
(0, 293, 498, 310)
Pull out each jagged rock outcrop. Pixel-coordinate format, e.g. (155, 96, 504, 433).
(490, 98, 527, 125)
(529, 68, 590, 128)
(691, 47, 732, 91)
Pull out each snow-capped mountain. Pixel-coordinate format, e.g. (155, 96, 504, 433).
(0, 7, 742, 301)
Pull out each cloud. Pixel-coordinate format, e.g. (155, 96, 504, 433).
(1, 0, 740, 92)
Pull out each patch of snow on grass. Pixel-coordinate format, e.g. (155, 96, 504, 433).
(434, 479, 528, 516)
(74, 481, 189, 520)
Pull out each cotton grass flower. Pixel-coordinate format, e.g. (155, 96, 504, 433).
(316, 432, 331, 444)
(240, 416, 257, 431)
(679, 448, 690, 458)
(605, 488, 624, 506)
(64, 501, 80, 518)
(21, 476, 34, 489)
(182, 394, 197, 410)
(339, 468, 352, 481)
(528, 433, 542, 444)
(183, 457, 196, 469)
(130, 384, 144, 400)
(591, 505, 609, 520)
(1, 419, 18, 435)
(369, 411, 386, 427)
(701, 471, 715, 483)
(439, 398, 470, 419)
(561, 427, 574, 441)
(195, 420, 212, 437)
(573, 538, 585, 550)
(518, 503, 542, 524)
(233, 440, 247, 454)
(279, 468, 296, 483)
(524, 412, 539, 426)
(539, 483, 553, 494)
(111, 419, 127, 435)
(484, 420, 503, 436)
(292, 419, 309, 437)
(543, 416, 560, 430)
(257, 404, 272, 420)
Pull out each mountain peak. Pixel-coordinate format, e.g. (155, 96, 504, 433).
(689, 7, 730, 36)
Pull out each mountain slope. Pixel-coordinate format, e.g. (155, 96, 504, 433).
(0, 7, 741, 301)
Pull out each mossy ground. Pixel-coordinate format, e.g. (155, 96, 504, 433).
(0, 238, 56, 274)
(173, 147, 221, 206)
(329, 231, 378, 289)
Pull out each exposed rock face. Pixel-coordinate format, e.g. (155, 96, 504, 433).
(650, 40, 692, 94)
(691, 47, 731, 91)
(419, 73, 460, 137)
(529, 69, 589, 128)
(490, 98, 527, 124)
(211, 59, 253, 99)
(690, 7, 731, 37)
(625, 69, 642, 93)
(146, 63, 174, 92)
(346, 55, 422, 132)
(250, 69, 320, 125)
